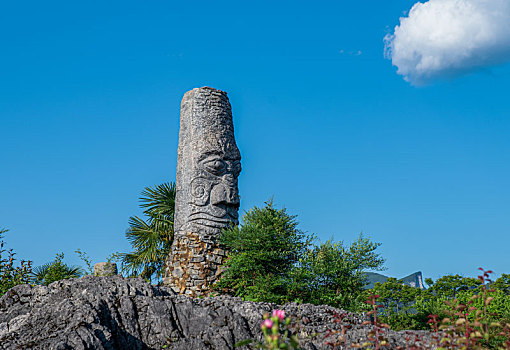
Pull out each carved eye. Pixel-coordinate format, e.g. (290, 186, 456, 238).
(203, 159, 226, 175)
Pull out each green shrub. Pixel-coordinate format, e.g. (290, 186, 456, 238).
(493, 273, 510, 295)
(217, 200, 385, 310)
(217, 200, 312, 303)
(367, 277, 427, 330)
(367, 269, 510, 338)
(288, 235, 385, 310)
(0, 228, 32, 296)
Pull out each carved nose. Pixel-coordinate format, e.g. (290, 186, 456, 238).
(222, 174, 234, 184)
(210, 183, 239, 206)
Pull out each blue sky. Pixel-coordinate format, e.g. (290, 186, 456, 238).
(1, 0, 509, 282)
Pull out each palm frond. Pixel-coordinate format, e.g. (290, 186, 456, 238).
(31, 260, 83, 285)
(139, 182, 176, 219)
(31, 263, 52, 284)
(121, 182, 176, 283)
(64, 265, 84, 278)
(126, 216, 171, 249)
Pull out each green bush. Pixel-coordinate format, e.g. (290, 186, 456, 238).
(368, 271, 510, 334)
(288, 236, 385, 310)
(217, 200, 312, 303)
(217, 200, 385, 310)
(493, 273, 510, 295)
(0, 228, 32, 296)
(366, 277, 425, 330)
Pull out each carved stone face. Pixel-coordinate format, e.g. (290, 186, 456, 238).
(174, 87, 241, 234)
(188, 149, 241, 228)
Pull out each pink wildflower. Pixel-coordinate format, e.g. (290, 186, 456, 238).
(272, 309, 285, 321)
(261, 319, 273, 329)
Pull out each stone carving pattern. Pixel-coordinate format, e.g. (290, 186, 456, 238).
(164, 87, 241, 296)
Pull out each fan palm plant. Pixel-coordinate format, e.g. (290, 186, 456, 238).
(31, 253, 83, 286)
(120, 182, 176, 283)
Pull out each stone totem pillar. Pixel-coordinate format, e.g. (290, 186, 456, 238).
(163, 87, 241, 296)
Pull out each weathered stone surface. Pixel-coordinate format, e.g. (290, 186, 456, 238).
(164, 87, 241, 296)
(0, 276, 433, 349)
(94, 262, 118, 277)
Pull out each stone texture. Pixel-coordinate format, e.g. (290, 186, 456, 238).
(164, 87, 241, 296)
(94, 262, 118, 277)
(0, 276, 434, 349)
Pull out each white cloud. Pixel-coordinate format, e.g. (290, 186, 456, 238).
(384, 0, 510, 84)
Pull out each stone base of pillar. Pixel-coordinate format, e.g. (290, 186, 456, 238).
(163, 232, 227, 297)
(94, 262, 118, 277)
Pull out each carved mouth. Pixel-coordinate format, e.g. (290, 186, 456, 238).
(188, 212, 239, 227)
(189, 219, 234, 230)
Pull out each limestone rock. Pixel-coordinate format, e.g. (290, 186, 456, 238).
(0, 276, 433, 349)
(94, 262, 118, 277)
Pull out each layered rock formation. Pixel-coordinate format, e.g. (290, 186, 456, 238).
(0, 276, 432, 349)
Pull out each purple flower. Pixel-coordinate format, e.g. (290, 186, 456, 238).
(272, 309, 285, 322)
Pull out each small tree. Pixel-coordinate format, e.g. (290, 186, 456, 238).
(217, 200, 313, 303)
(493, 274, 510, 295)
(288, 235, 385, 310)
(368, 277, 426, 330)
(427, 274, 481, 299)
(217, 201, 385, 308)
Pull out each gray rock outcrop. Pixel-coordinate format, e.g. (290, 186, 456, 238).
(0, 276, 433, 349)
(164, 87, 241, 297)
